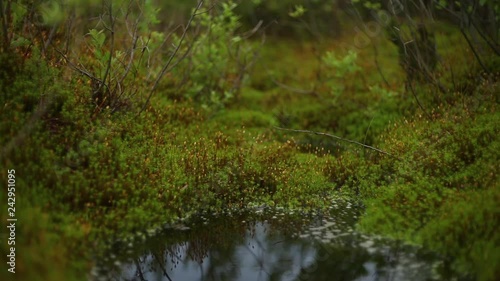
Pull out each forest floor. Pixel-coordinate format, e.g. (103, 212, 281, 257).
(0, 19, 498, 281)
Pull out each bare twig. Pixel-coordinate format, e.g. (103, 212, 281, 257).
(118, 33, 138, 85)
(147, 24, 182, 75)
(96, 2, 115, 98)
(460, 27, 488, 72)
(406, 79, 433, 121)
(151, 253, 173, 281)
(270, 77, 314, 94)
(134, 258, 146, 281)
(471, 20, 500, 56)
(139, 0, 205, 113)
(242, 20, 263, 39)
(42, 24, 58, 55)
(274, 127, 396, 158)
(363, 115, 375, 146)
(64, 10, 75, 54)
(458, 0, 488, 73)
(118, 3, 142, 85)
(348, 5, 390, 88)
(372, 43, 390, 88)
(53, 46, 96, 79)
(164, 28, 200, 73)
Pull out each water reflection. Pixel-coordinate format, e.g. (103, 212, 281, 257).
(93, 204, 442, 281)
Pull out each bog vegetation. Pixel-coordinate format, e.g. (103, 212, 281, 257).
(0, 0, 498, 280)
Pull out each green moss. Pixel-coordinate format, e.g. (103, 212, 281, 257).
(421, 187, 500, 281)
(1, 4, 498, 280)
(354, 87, 499, 278)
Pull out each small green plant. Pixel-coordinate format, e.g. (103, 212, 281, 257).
(321, 50, 361, 102)
(171, 1, 258, 111)
(289, 5, 307, 18)
(61, 0, 163, 114)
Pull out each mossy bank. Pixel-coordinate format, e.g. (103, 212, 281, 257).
(1, 1, 499, 280)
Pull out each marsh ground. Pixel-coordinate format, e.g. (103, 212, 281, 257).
(0, 2, 498, 280)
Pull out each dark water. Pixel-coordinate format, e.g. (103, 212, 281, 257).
(91, 201, 447, 281)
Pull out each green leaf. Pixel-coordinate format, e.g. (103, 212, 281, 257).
(40, 1, 64, 26)
(231, 36, 242, 43)
(289, 5, 307, 18)
(88, 29, 106, 49)
(10, 36, 31, 48)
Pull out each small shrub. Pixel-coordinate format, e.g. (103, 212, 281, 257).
(170, 1, 258, 110)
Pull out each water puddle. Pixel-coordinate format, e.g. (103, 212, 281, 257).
(91, 201, 449, 281)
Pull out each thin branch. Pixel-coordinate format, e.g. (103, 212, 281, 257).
(241, 20, 263, 39)
(348, 4, 389, 88)
(119, 15, 143, 86)
(270, 77, 314, 94)
(134, 258, 146, 281)
(163, 24, 203, 73)
(152, 252, 173, 281)
(406, 79, 433, 121)
(64, 10, 75, 54)
(118, 33, 138, 85)
(372, 43, 390, 88)
(42, 24, 59, 55)
(53, 46, 96, 80)
(230, 35, 264, 95)
(471, 20, 500, 56)
(363, 115, 375, 146)
(147, 24, 182, 73)
(274, 127, 397, 158)
(96, 2, 115, 96)
(460, 27, 488, 72)
(458, 0, 488, 73)
(449, 63, 457, 91)
(139, 0, 205, 113)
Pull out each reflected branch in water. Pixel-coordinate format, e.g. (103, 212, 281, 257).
(242, 242, 271, 278)
(134, 258, 146, 281)
(152, 252, 173, 281)
(98, 208, 445, 281)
